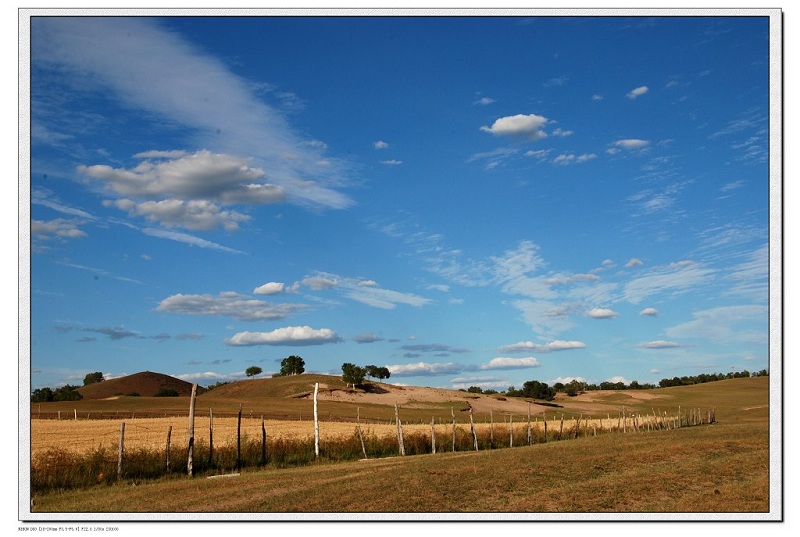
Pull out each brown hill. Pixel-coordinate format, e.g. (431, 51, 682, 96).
(76, 371, 201, 399)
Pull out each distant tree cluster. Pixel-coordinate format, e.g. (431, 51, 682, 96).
(278, 356, 305, 376)
(31, 384, 82, 402)
(658, 369, 766, 388)
(340, 363, 391, 389)
(83, 372, 104, 386)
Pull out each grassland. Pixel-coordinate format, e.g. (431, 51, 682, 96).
(25, 375, 775, 519)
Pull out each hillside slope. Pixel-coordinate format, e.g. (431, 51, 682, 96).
(76, 371, 200, 399)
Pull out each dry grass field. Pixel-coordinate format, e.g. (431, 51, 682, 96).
(24, 374, 775, 519)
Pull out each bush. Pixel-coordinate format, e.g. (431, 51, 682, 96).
(154, 388, 179, 397)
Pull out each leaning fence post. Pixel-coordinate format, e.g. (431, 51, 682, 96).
(357, 408, 367, 459)
(431, 416, 436, 454)
(314, 383, 320, 459)
(395, 403, 405, 456)
(165, 425, 172, 472)
(187, 383, 197, 477)
(117, 422, 125, 479)
(469, 408, 479, 451)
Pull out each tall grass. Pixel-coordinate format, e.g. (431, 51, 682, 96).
(30, 413, 711, 494)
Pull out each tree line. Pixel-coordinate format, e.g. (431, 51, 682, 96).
(464, 368, 768, 401)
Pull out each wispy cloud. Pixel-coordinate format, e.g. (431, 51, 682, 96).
(498, 340, 586, 353)
(33, 17, 354, 211)
(626, 85, 649, 99)
(142, 228, 245, 254)
(665, 305, 768, 343)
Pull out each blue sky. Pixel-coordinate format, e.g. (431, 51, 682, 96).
(25, 13, 778, 392)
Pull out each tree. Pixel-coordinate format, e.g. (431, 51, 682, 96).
(366, 365, 391, 382)
(467, 386, 483, 394)
(52, 384, 82, 401)
(83, 371, 104, 386)
(279, 355, 305, 376)
(342, 362, 366, 388)
(245, 366, 263, 379)
(31, 387, 54, 403)
(521, 380, 556, 401)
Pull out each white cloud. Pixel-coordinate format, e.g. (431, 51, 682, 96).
(626, 258, 644, 268)
(352, 332, 384, 344)
(34, 17, 353, 210)
(586, 308, 618, 319)
(498, 340, 586, 353)
(380, 159, 403, 166)
(480, 357, 541, 370)
(480, 113, 548, 141)
(626, 85, 649, 99)
(31, 219, 88, 240)
(373, 141, 389, 149)
(552, 128, 573, 137)
(225, 326, 342, 346)
(387, 361, 462, 376)
(105, 198, 251, 231)
(157, 292, 308, 321)
(253, 282, 285, 295)
(591, 94, 604, 101)
(80, 150, 285, 206)
(613, 139, 650, 150)
(639, 340, 683, 349)
(639, 307, 659, 316)
(473, 96, 495, 105)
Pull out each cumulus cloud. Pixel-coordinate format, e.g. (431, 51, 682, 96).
(225, 326, 342, 346)
(31, 219, 88, 240)
(387, 361, 462, 376)
(586, 308, 618, 319)
(498, 340, 586, 353)
(81, 150, 286, 207)
(612, 139, 650, 150)
(626, 85, 649, 99)
(480, 113, 548, 141)
(373, 141, 389, 149)
(253, 282, 286, 295)
(639, 307, 659, 316)
(157, 292, 308, 322)
(480, 357, 541, 370)
(473, 96, 495, 105)
(105, 198, 251, 231)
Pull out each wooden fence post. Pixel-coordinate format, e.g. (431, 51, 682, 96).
(527, 403, 532, 446)
(357, 408, 367, 459)
(236, 403, 242, 471)
(431, 416, 436, 454)
(165, 425, 172, 472)
(509, 413, 513, 448)
(451, 407, 456, 452)
(261, 415, 267, 466)
(314, 383, 320, 459)
(543, 412, 548, 442)
(187, 383, 197, 477)
(490, 411, 494, 448)
(469, 408, 479, 451)
(395, 403, 405, 456)
(208, 408, 214, 465)
(117, 422, 125, 479)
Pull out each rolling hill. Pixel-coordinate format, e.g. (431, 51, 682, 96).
(76, 371, 201, 399)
